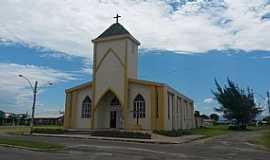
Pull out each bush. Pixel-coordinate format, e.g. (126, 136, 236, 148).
(91, 130, 151, 139)
(153, 129, 192, 137)
(32, 128, 65, 134)
(228, 125, 247, 130)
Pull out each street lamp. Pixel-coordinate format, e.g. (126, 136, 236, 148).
(18, 74, 52, 134)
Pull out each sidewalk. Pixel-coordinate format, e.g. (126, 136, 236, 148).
(31, 133, 205, 144)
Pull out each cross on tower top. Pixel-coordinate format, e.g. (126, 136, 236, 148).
(113, 14, 121, 23)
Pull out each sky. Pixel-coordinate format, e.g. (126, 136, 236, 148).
(0, 0, 270, 118)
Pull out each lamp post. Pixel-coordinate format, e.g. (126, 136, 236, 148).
(18, 74, 52, 134)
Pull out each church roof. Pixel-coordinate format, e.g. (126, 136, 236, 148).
(96, 23, 131, 39)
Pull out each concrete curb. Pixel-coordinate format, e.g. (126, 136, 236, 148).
(31, 133, 179, 144)
(26, 133, 205, 145)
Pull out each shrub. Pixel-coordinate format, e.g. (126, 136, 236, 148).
(228, 125, 247, 130)
(32, 128, 65, 134)
(153, 129, 192, 137)
(91, 130, 151, 139)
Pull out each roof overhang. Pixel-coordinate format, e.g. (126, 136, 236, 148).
(65, 81, 92, 93)
(92, 34, 140, 45)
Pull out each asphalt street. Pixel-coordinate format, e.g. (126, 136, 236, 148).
(0, 131, 269, 160)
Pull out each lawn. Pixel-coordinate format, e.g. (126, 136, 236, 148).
(33, 125, 63, 129)
(153, 125, 231, 137)
(0, 126, 30, 134)
(0, 125, 63, 134)
(256, 129, 270, 148)
(191, 125, 231, 137)
(0, 138, 64, 151)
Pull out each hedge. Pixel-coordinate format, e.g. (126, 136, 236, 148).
(153, 129, 192, 137)
(91, 130, 151, 139)
(32, 128, 65, 134)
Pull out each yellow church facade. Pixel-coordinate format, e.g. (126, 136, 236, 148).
(64, 21, 195, 131)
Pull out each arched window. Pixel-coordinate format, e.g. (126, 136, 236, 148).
(81, 96, 91, 118)
(133, 94, 146, 118)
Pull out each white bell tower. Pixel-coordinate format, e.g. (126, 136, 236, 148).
(91, 15, 140, 128)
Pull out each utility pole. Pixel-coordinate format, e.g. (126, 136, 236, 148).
(30, 81, 38, 134)
(267, 91, 270, 116)
(19, 75, 52, 135)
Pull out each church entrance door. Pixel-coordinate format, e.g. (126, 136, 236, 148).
(110, 96, 121, 128)
(110, 111, 117, 128)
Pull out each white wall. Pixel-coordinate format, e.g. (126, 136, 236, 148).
(94, 38, 139, 107)
(127, 39, 138, 79)
(95, 94, 110, 128)
(73, 86, 92, 129)
(165, 87, 194, 130)
(128, 83, 151, 130)
(95, 40, 126, 106)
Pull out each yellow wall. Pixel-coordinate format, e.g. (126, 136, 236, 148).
(63, 93, 71, 128)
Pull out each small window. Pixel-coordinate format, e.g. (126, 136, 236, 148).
(81, 96, 91, 118)
(133, 94, 146, 118)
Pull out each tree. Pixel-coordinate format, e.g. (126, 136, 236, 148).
(210, 113, 219, 121)
(0, 110, 4, 125)
(18, 113, 28, 125)
(200, 114, 209, 119)
(263, 116, 270, 123)
(194, 111, 200, 117)
(212, 78, 262, 129)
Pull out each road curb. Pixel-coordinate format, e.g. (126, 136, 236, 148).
(25, 133, 206, 145)
(27, 133, 184, 144)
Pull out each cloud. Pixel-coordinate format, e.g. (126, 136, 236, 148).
(35, 106, 64, 118)
(0, 0, 270, 58)
(203, 97, 215, 104)
(0, 63, 76, 114)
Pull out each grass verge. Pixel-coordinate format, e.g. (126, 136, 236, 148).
(0, 138, 64, 151)
(153, 125, 230, 138)
(0, 126, 30, 134)
(34, 125, 63, 129)
(0, 125, 63, 134)
(255, 130, 270, 149)
(190, 125, 231, 137)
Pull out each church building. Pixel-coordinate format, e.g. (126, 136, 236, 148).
(64, 16, 195, 131)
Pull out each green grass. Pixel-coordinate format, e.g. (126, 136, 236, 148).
(33, 125, 63, 129)
(256, 130, 270, 148)
(191, 125, 231, 137)
(0, 127, 30, 134)
(0, 125, 63, 134)
(0, 138, 64, 151)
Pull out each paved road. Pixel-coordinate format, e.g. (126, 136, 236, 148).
(0, 131, 269, 160)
